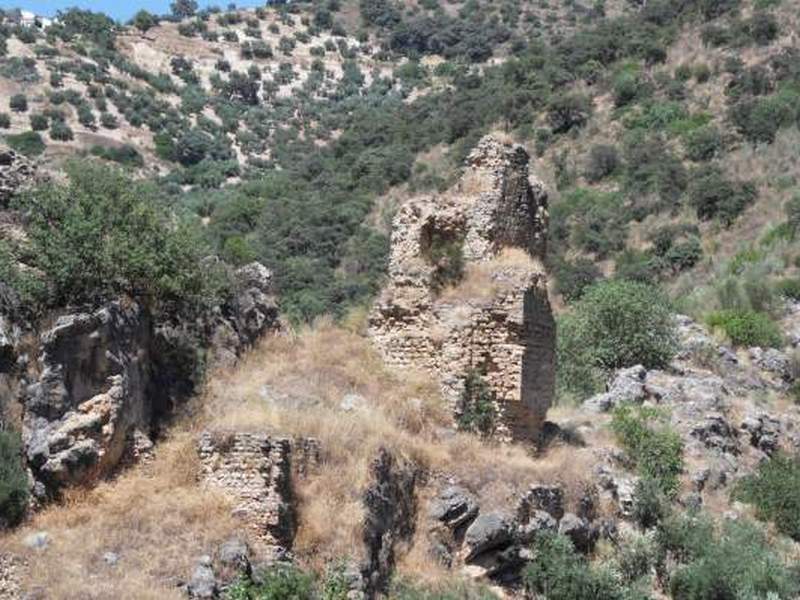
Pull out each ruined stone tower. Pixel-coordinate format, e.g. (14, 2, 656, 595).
(368, 136, 555, 439)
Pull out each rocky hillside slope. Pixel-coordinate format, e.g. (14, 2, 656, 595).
(1, 0, 800, 598)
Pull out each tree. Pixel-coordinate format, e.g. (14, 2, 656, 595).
(132, 10, 157, 32)
(171, 0, 198, 19)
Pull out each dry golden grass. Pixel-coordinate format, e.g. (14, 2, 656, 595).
(201, 318, 593, 571)
(438, 248, 544, 303)
(3, 318, 597, 594)
(0, 433, 238, 600)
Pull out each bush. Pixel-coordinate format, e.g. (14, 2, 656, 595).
(775, 278, 800, 301)
(0, 113, 10, 129)
(547, 93, 592, 133)
(49, 120, 74, 141)
(12, 162, 228, 309)
(562, 280, 677, 371)
(734, 454, 800, 541)
(612, 405, 684, 496)
(664, 517, 799, 600)
(29, 113, 48, 131)
(684, 125, 723, 161)
(706, 309, 782, 348)
(0, 430, 28, 528)
(225, 565, 314, 599)
(5, 131, 45, 156)
(9, 93, 27, 113)
(523, 532, 632, 600)
(457, 370, 497, 436)
(786, 193, 800, 237)
(584, 144, 619, 182)
(688, 166, 756, 225)
(553, 257, 603, 302)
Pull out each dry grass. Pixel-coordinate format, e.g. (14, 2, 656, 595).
(438, 248, 544, 303)
(3, 318, 597, 594)
(201, 317, 592, 572)
(0, 433, 238, 600)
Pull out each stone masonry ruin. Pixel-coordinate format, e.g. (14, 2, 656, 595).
(369, 135, 555, 439)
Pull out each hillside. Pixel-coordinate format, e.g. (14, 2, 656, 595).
(1, 0, 800, 598)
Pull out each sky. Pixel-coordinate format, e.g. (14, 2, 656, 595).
(0, 1, 266, 22)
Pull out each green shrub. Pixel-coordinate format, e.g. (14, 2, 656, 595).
(523, 533, 633, 600)
(29, 113, 48, 131)
(775, 278, 800, 301)
(688, 166, 756, 225)
(0, 430, 28, 528)
(684, 125, 723, 161)
(553, 257, 603, 302)
(547, 93, 592, 133)
(9, 93, 27, 113)
(705, 309, 782, 348)
(49, 120, 74, 141)
(584, 144, 619, 182)
(614, 250, 661, 284)
(631, 477, 672, 529)
(0, 113, 10, 129)
(786, 193, 800, 237)
(734, 454, 800, 541)
(612, 405, 684, 496)
(5, 131, 45, 156)
(457, 370, 497, 436)
(225, 565, 314, 599)
(563, 280, 677, 371)
(13, 162, 228, 310)
(664, 517, 799, 600)
(90, 144, 143, 168)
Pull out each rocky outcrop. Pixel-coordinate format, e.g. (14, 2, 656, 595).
(0, 146, 36, 207)
(17, 262, 280, 499)
(361, 448, 419, 597)
(369, 136, 555, 439)
(24, 300, 153, 493)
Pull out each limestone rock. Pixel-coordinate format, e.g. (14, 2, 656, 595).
(558, 513, 596, 554)
(369, 135, 554, 439)
(429, 485, 479, 530)
(361, 448, 418, 596)
(463, 513, 513, 561)
(23, 301, 154, 493)
(584, 365, 647, 413)
(0, 146, 36, 207)
(516, 484, 565, 521)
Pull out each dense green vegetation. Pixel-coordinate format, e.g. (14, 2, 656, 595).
(6, 163, 227, 312)
(557, 280, 677, 402)
(612, 405, 684, 496)
(734, 453, 800, 541)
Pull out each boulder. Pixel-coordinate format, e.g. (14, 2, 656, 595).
(187, 556, 218, 599)
(584, 365, 647, 413)
(463, 513, 513, 560)
(428, 485, 479, 531)
(516, 510, 557, 544)
(558, 513, 596, 554)
(516, 484, 564, 521)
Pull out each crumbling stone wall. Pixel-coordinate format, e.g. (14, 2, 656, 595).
(198, 431, 297, 557)
(369, 136, 555, 439)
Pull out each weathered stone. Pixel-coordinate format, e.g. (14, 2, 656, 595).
(361, 448, 418, 597)
(22, 532, 49, 550)
(741, 412, 782, 456)
(516, 510, 557, 544)
(428, 485, 479, 530)
(516, 484, 564, 521)
(369, 136, 554, 439)
(187, 558, 218, 599)
(463, 513, 513, 560)
(689, 413, 740, 455)
(198, 431, 296, 554)
(216, 537, 251, 580)
(0, 145, 36, 207)
(558, 513, 596, 554)
(584, 365, 647, 413)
